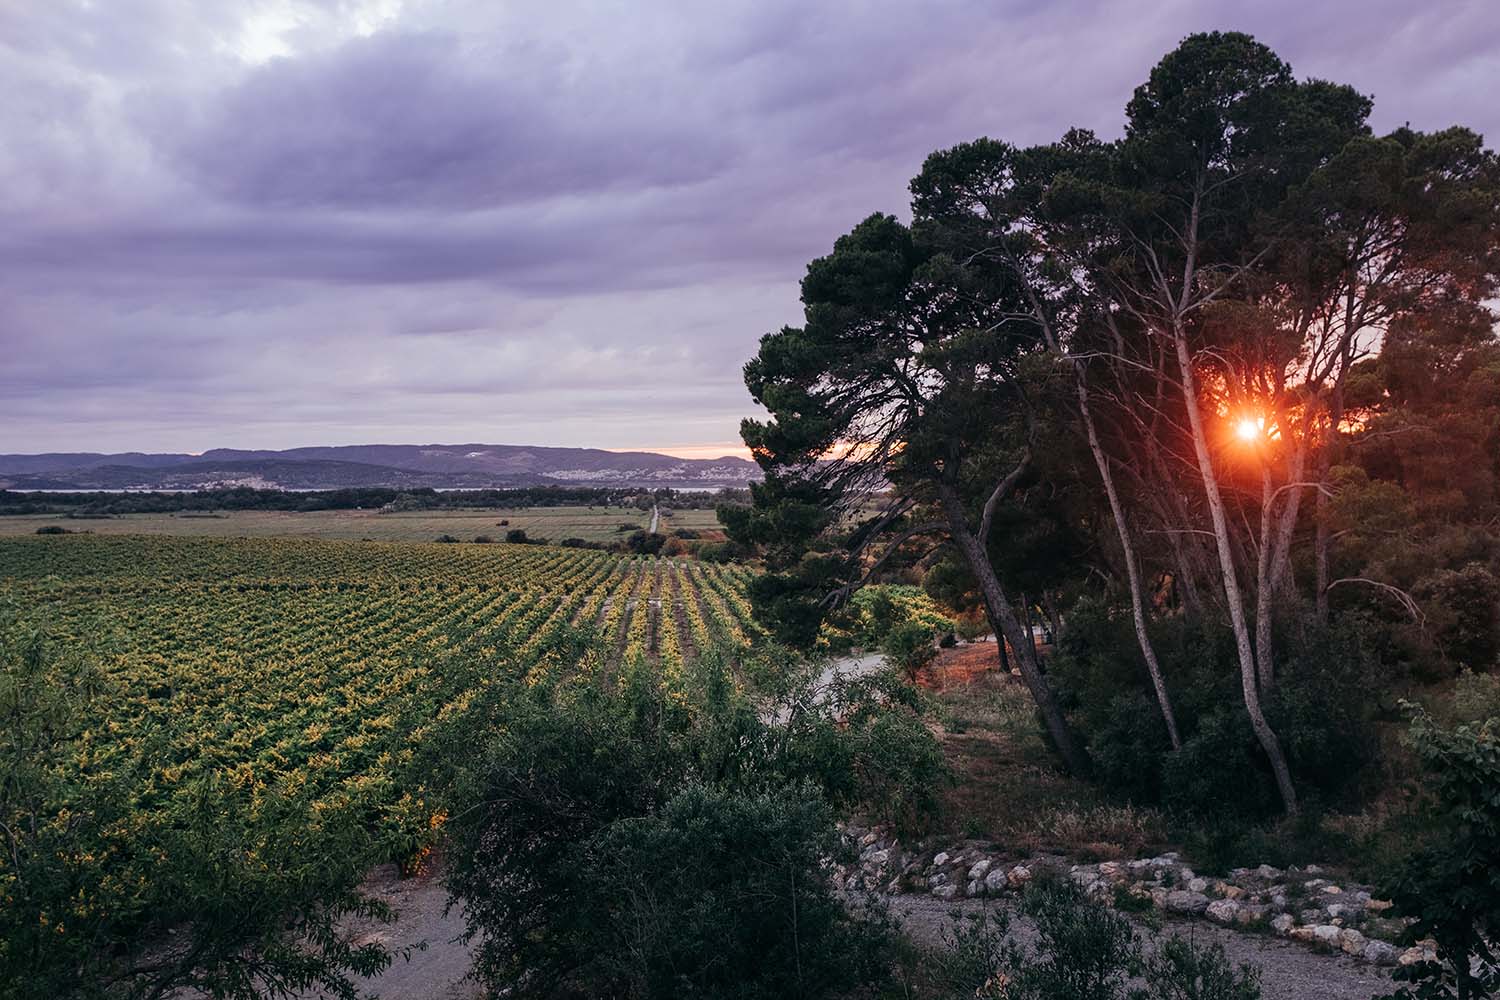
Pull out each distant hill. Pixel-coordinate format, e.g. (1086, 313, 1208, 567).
(0, 443, 762, 491)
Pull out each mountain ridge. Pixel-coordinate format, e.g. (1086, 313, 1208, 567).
(0, 443, 762, 490)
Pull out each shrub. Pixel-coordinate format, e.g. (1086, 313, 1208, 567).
(1379, 708, 1500, 1000)
(923, 880, 1262, 1000)
(504, 528, 529, 544)
(1162, 708, 1277, 820)
(584, 784, 888, 999)
(696, 541, 743, 563)
(434, 533, 459, 543)
(1449, 669, 1500, 727)
(624, 531, 665, 555)
(1010, 877, 1142, 1000)
(1141, 935, 1261, 1000)
(1266, 619, 1383, 804)
(472, 535, 493, 544)
(883, 620, 938, 680)
(1414, 564, 1500, 671)
(429, 649, 928, 998)
(34, 525, 71, 535)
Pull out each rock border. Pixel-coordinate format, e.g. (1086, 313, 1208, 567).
(837, 825, 1436, 969)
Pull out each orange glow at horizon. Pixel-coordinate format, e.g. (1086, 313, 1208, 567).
(608, 443, 753, 461)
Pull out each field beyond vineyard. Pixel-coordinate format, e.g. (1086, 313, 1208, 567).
(0, 505, 726, 542)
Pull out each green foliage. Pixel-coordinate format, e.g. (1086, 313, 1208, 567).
(1379, 709, 1500, 1000)
(504, 527, 529, 543)
(924, 882, 1262, 1000)
(883, 621, 939, 679)
(1140, 935, 1262, 1000)
(1414, 564, 1500, 671)
(429, 651, 933, 998)
(1449, 670, 1500, 727)
(0, 617, 399, 1000)
(1009, 877, 1141, 1000)
(1052, 603, 1382, 818)
(585, 784, 889, 999)
(1161, 710, 1276, 820)
(624, 529, 665, 555)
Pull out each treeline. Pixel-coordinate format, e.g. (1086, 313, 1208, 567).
(0, 485, 745, 517)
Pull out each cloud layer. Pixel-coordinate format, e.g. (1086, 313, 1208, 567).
(3, 0, 1497, 454)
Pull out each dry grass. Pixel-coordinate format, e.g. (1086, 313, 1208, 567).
(922, 658, 1170, 859)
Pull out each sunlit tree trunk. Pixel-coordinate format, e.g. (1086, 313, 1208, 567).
(1171, 325, 1299, 814)
(937, 481, 1091, 776)
(1076, 377, 1183, 749)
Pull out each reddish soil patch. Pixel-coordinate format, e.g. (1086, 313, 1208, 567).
(917, 642, 1010, 690)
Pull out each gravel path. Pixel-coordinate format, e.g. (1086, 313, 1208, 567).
(335, 863, 1393, 1000)
(890, 893, 1394, 1000)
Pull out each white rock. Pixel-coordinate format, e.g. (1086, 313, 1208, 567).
(1166, 890, 1211, 915)
(968, 858, 992, 881)
(933, 852, 950, 867)
(984, 867, 1009, 893)
(1270, 914, 1296, 936)
(1339, 929, 1366, 956)
(1206, 899, 1241, 925)
(1256, 864, 1283, 879)
(932, 883, 959, 900)
(1363, 941, 1400, 966)
(1187, 877, 1208, 893)
(1312, 925, 1343, 947)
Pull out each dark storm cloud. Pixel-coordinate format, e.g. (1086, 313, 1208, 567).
(2, 0, 1497, 454)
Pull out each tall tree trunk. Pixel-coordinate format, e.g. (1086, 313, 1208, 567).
(1255, 467, 1277, 692)
(1076, 379, 1183, 749)
(1314, 386, 1344, 623)
(938, 482, 1091, 776)
(1170, 328, 1299, 815)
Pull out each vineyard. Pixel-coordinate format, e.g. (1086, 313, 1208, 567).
(0, 533, 765, 958)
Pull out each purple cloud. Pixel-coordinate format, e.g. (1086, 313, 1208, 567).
(0, 0, 1496, 455)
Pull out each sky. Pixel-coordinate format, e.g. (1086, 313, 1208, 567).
(2, 0, 1497, 459)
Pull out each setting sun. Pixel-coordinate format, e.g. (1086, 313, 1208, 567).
(1234, 417, 1264, 443)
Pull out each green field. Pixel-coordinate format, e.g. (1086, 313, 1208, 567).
(0, 504, 726, 543)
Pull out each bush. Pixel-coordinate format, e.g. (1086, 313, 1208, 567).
(1162, 708, 1276, 819)
(34, 526, 71, 535)
(1449, 670, 1500, 727)
(696, 541, 743, 563)
(923, 879, 1262, 1000)
(584, 784, 888, 999)
(434, 533, 459, 543)
(505, 528, 529, 544)
(624, 531, 665, 555)
(1265, 617, 1383, 805)
(1414, 563, 1500, 671)
(1379, 708, 1500, 1000)
(883, 620, 938, 680)
(1010, 877, 1142, 1000)
(429, 649, 928, 998)
(473, 535, 493, 544)
(1141, 935, 1262, 1000)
